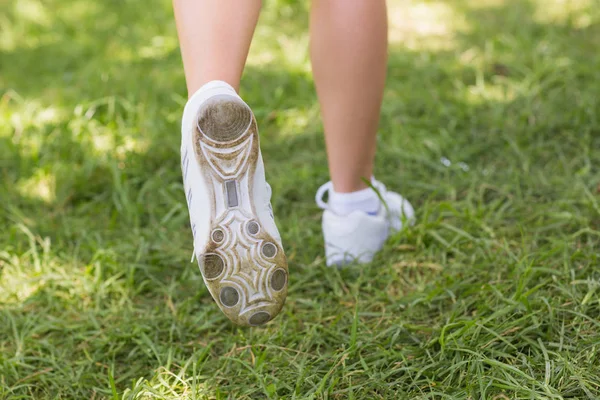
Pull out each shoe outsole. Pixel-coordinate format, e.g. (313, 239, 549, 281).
(192, 94, 288, 326)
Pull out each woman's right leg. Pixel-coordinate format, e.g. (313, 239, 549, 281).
(172, 0, 262, 95)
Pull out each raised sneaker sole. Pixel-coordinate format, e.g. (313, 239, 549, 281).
(192, 94, 288, 326)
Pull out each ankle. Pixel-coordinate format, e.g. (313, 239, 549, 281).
(328, 183, 380, 216)
(183, 80, 242, 121)
(191, 80, 238, 99)
(187, 78, 239, 99)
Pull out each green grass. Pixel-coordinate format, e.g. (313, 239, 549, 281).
(1, 0, 600, 398)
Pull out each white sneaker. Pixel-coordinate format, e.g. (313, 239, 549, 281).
(315, 180, 415, 266)
(180, 81, 288, 326)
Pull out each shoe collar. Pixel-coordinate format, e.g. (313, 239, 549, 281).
(315, 179, 389, 213)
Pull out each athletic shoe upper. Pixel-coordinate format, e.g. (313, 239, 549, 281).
(316, 180, 415, 266)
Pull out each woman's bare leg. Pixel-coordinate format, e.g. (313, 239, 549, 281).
(172, 0, 262, 95)
(310, 0, 388, 193)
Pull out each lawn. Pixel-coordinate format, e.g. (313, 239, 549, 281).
(1, 0, 600, 398)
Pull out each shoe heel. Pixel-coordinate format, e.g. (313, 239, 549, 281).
(196, 94, 252, 143)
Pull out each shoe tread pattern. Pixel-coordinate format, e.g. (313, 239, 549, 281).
(192, 95, 288, 326)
